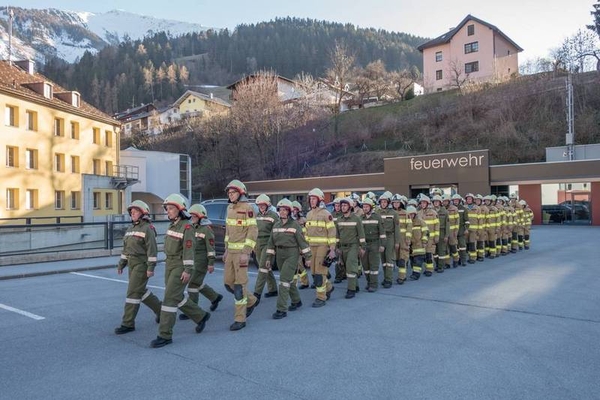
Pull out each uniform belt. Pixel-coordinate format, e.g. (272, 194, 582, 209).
(166, 254, 183, 259)
(276, 246, 296, 249)
(339, 243, 357, 247)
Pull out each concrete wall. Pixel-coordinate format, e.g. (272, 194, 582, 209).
(546, 144, 600, 162)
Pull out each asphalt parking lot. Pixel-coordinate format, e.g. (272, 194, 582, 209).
(1, 226, 599, 400)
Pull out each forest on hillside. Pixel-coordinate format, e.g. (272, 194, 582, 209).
(42, 17, 426, 114)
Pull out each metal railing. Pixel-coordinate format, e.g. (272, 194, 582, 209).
(0, 219, 171, 257)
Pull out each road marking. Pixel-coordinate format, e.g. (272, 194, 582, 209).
(70, 272, 165, 290)
(0, 303, 45, 320)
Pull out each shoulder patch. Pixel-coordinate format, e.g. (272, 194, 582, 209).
(248, 211, 254, 218)
(328, 215, 333, 221)
(209, 238, 215, 246)
(185, 224, 192, 230)
(185, 240, 193, 249)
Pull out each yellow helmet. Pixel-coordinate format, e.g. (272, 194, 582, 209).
(255, 194, 271, 206)
(163, 193, 188, 211)
(189, 204, 208, 219)
(226, 179, 247, 195)
(308, 188, 325, 202)
(362, 198, 376, 208)
(277, 198, 293, 211)
(127, 200, 150, 215)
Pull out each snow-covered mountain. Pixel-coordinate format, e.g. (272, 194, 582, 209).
(0, 7, 214, 63)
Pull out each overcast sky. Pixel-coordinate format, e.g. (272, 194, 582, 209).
(15, 0, 595, 60)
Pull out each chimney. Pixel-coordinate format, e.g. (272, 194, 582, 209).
(14, 59, 36, 75)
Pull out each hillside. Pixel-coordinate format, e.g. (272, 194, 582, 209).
(42, 17, 427, 114)
(127, 71, 600, 197)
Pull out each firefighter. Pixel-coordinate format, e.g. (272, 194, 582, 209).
(378, 192, 400, 287)
(418, 195, 438, 276)
(151, 194, 211, 348)
(492, 195, 504, 256)
(351, 193, 364, 217)
(253, 194, 280, 301)
(332, 197, 346, 284)
(443, 194, 460, 267)
(115, 200, 161, 335)
(391, 194, 412, 284)
(361, 198, 386, 291)
(407, 206, 428, 280)
(510, 193, 522, 252)
(483, 195, 498, 259)
(452, 194, 469, 266)
(223, 180, 259, 331)
(521, 200, 533, 249)
(179, 204, 223, 322)
(336, 197, 366, 298)
(503, 196, 516, 254)
(292, 200, 310, 289)
(432, 195, 450, 271)
(474, 194, 487, 261)
(497, 196, 510, 255)
(266, 199, 312, 319)
(304, 188, 337, 307)
(464, 193, 480, 264)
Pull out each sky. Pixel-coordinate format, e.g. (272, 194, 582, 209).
(14, 0, 596, 61)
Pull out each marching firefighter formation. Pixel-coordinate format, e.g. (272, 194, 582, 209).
(114, 180, 533, 348)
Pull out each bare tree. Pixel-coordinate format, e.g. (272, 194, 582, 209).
(326, 40, 356, 135)
(364, 60, 389, 101)
(447, 59, 469, 92)
(389, 66, 421, 100)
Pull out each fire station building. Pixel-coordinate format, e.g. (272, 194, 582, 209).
(246, 148, 600, 226)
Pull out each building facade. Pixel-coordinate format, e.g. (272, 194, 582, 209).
(119, 148, 192, 216)
(1, 59, 129, 223)
(418, 15, 522, 93)
(246, 149, 600, 226)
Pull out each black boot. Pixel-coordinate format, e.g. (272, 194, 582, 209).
(195, 312, 211, 333)
(272, 310, 287, 319)
(312, 299, 327, 308)
(288, 301, 303, 311)
(150, 336, 172, 348)
(326, 286, 335, 300)
(178, 313, 190, 320)
(345, 290, 356, 299)
(114, 325, 135, 335)
(252, 293, 261, 307)
(264, 291, 278, 298)
(229, 321, 246, 331)
(210, 294, 224, 312)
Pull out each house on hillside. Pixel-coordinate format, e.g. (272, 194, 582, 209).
(417, 14, 523, 93)
(227, 74, 353, 112)
(114, 103, 161, 136)
(172, 90, 231, 120)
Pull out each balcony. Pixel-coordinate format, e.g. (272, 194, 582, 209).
(110, 165, 140, 190)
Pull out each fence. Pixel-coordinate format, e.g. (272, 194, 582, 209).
(0, 219, 172, 257)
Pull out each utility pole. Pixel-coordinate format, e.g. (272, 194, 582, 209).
(7, 6, 14, 65)
(565, 73, 575, 161)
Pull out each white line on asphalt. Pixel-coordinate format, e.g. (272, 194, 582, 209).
(0, 303, 45, 320)
(70, 272, 165, 290)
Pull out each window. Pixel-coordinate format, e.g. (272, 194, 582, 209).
(71, 156, 80, 173)
(467, 24, 475, 36)
(105, 130, 113, 147)
(26, 110, 37, 131)
(6, 146, 18, 167)
(25, 149, 38, 169)
(508, 50, 511, 56)
(54, 118, 64, 136)
(105, 192, 113, 210)
(55, 190, 65, 210)
(435, 51, 442, 62)
(71, 191, 81, 210)
(93, 159, 101, 175)
(180, 155, 190, 200)
(464, 42, 479, 54)
(26, 189, 38, 210)
(93, 192, 101, 210)
(6, 188, 18, 210)
(70, 121, 79, 139)
(55, 153, 65, 172)
(44, 83, 53, 99)
(72, 93, 80, 107)
(5, 105, 18, 127)
(93, 128, 101, 144)
(105, 160, 113, 176)
(465, 61, 480, 74)
(436, 70, 443, 80)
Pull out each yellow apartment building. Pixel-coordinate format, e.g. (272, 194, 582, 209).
(174, 90, 231, 119)
(1, 59, 127, 223)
